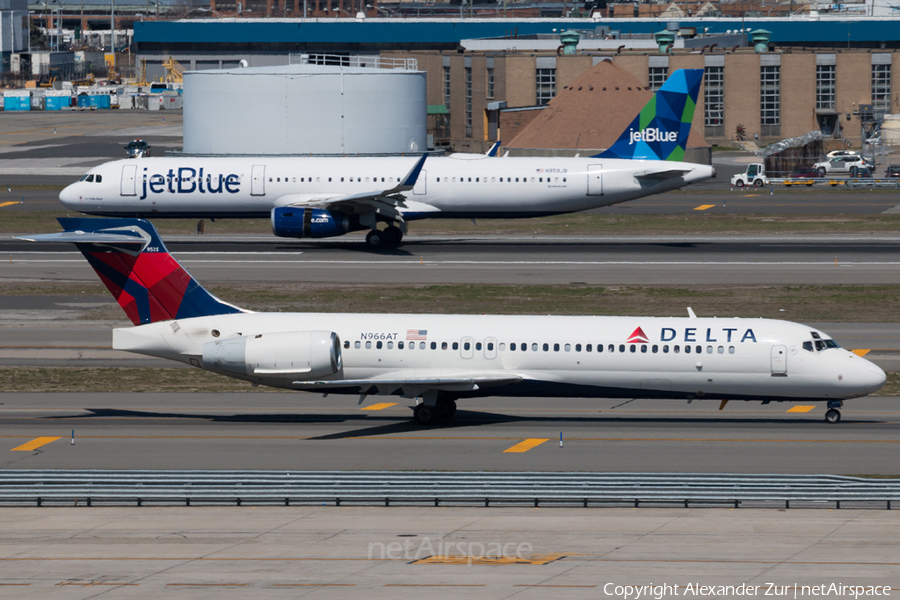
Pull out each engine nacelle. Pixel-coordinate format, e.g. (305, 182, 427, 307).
(271, 207, 349, 239)
(202, 330, 342, 382)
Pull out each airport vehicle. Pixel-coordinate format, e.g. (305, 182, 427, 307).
(57, 70, 715, 249)
(125, 139, 151, 158)
(814, 155, 867, 177)
(19, 218, 886, 425)
(730, 163, 769, 188)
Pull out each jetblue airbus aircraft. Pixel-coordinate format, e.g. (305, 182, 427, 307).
(58, 70, 715, 248)
(20, 218, 886, 425)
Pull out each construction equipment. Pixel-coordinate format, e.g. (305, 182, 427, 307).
(162, 56, 184, 84)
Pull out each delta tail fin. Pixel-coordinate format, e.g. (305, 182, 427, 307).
(17, 218, 244, 326)
(594, 68, 703, 162)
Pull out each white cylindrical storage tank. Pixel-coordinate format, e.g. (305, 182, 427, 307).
(183, 64, 426, 155)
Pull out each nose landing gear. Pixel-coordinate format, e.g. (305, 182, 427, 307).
(825, 400, 843, 424)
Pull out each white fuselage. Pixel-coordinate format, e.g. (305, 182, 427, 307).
(60, 155, 715, 219)
(113, 312, 885, 403)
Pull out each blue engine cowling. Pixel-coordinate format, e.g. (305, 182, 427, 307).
(271, 207, 350, 239)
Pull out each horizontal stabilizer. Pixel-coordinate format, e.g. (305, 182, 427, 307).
(16, 228, 149, 248)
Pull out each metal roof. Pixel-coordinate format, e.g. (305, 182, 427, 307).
(134, 16, 900, 46)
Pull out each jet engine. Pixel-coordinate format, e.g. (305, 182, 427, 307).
(271, 207, 350, 239)
(202, 330, 342, 381)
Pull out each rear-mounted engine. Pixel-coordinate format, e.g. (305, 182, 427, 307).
(202, 330, 342, 382)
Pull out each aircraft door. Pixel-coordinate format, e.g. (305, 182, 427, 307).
(587, 164, 603, 196)
(484, 337, 498, 359)
(771, 345, 787, 374)
(460, 336, 474, 359)
(251, 165, 266, 196)
(413, 170, 427, 195)
(120, 164, 137, 196)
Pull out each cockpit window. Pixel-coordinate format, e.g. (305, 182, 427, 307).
(85, 174, 94, 182)
(79, 174, 89, 181)
(95, 175, 102, 183)
(802, 341, 813, 352)
(825, 339, 839, 349)
(811, 332, 821, 339)
(814, 339, 840, 351)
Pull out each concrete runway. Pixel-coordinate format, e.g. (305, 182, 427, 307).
(5, 506, 898, 598)
(3, 393, 899, 473)
(4, 234, 900, 285)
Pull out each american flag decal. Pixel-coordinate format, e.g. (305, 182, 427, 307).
(407, 329, 428, 340)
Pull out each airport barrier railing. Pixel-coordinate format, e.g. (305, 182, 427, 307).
(758, 178, 900, 188)
(1, 471, 898, 509)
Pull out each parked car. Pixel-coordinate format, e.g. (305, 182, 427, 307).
(813, 155, 867, 177)
(850, 166, 873, 178)
(886, 165, 900, 178)
(785, 167, 819, 186)
(125, 139, 151, 158)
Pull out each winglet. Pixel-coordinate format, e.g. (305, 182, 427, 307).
(485, 141, 501, 157)
(400, 154, 428, 188)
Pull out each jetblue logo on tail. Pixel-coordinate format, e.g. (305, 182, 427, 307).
(629, 128, 678, 145)
(595, 69, 704, 162)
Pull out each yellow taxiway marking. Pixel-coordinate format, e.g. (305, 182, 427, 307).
(414, 554, 566, 566)
(852, 349, 871, 357)
(787, 405, 816, 413)
(0, 201, 21, 208)
(361, 402, 398, 411)
(693, 204, 716, 211)
(11, 436, 60, 451)
(503, 438, 548, 453)
(742, 194, 761, 197)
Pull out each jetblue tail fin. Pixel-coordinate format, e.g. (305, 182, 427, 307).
(18, 218, 244, 326)
(595, 69, 703, 162)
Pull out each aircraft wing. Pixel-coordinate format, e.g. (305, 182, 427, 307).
(292, 372, 523, 396)
(634, 169, 693, 181)
(282, 154, 427, 221)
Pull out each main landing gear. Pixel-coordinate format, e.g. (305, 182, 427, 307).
(365, 225, 404, 249)
(413, 398, 457, 426)
(825, 400, 843, 424)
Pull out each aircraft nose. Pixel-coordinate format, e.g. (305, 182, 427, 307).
(58, 183, 80, 210)
(860, 364, 887, 394)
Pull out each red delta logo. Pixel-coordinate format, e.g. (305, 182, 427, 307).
(626, 327, 650, 344)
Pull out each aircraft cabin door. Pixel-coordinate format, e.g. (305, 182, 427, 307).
(484, 337, 498, 360)
(460, 336, 474, 359)
(251, 165, 266, 196)
(120, 164, 137, 196)
(771, 345, 787, 375)
(413, 170, 427, 195)
(587, 164, 603, 196)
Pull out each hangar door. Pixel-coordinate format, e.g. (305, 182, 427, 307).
(120, 164, 137, 196)
(587, 164, 603, 196)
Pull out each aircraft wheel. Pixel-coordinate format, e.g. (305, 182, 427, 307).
(754, 178, 764, 188)
(413, 403, 438, 426)
(365, 229, 385, 249)
(825, 409, 841, 424)
(383, 225, 403, 247)
(437, 398, 457, 420)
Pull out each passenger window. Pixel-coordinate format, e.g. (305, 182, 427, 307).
(640, 345, 647, 353)
(487, 342, 494, 351)
(674, 345, 680, 353)
(354, 341, 360, 349)
(802, 341, 813, 352)
(539, 177, 543, 182)
(376, 341, 383, 349)
(398, 341, 404, 349)
(510, 343, 516, 351)
(516, 177, 519, 182)
(575, 344, 581, 352)
(563, 177, 566, 182)
(491, 177, 496, 182)
(630, 345, 636, 353)
(663, 345, 669, 353)
(531, 177, 535, 183)
(553, 343, 559, 351)
(717, 346, 724, 354)
(453, 342, 459, 350)
(707, 346, 713, 354)
(532, 343, 538, 351)
(468, 177, 472, 182)
(464, 342, 471, 351)
(387, 341, 393, 349)
(476, 178, 479, 182)
(437, 177, 440, 182)
(419, 342, 425, 349)
(696, 346, 702, 354)
(316, 177, 320, 182)
(543, 343, 549, 351)
(343, 341, 349, 349)
(293, 177, 297, 182)
(269, 177, 273, 182)
(685, 346, 691, 354)
(476, 342, 482, 351)
(587, 344, 593, 352)
(431, 342, 437, 350)
(729, 346, 735, 354)
(365, 341, 372, 349)
(442, 342, 448, 350)
(499, 343, 505, 351)
(565, 343, 571, 352)
(652, 345, 658, 353)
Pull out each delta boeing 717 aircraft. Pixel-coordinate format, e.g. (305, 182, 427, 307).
(20, 218, 886, 425)
(58, 70, 715, 248)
